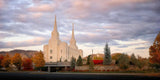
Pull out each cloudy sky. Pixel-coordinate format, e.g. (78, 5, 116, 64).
(0, 0, 160, 58)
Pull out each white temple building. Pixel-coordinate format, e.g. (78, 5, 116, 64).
(43, 16, 83, 63)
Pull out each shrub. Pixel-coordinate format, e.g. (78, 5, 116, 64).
(118, 54, 130, 70)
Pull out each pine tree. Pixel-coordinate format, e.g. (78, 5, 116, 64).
(86, 55, 91, 65)
(76, 56, 83, 66)
(130, 53, 138, 65)
(103, 43, 112, 65)
(70, 57, 76, 70)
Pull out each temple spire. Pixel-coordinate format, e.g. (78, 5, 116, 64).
(72, 23, 75, 39)
(69, 23, 78, 49)
(54, 15, 57, 32)
(51, 15, 59, 40)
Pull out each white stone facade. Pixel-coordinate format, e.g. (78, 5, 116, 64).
(43, 16, 83, 63)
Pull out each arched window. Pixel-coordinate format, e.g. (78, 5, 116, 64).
(50, 49, 52, 54)
(50, 56, 52, 59)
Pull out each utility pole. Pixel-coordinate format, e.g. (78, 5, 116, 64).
(92, 49, 93, 59)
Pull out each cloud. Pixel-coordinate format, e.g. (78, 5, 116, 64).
(0, 32, 13, 39)
(65, 0, 151, 19)
(135, 47, 147, 49)
(28, 4, 55, 12)
(65, 0, 90, 19)
(31, 13, 43, 18)
(0, 0, 160, 58)
(0, 0, 4, 8)
(0, 37, 47, 48)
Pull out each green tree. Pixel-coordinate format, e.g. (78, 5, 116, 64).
(130, 53, 138, 65)
(76, 56, 83, 66)
(137, 56, 145, 69)
(89, 57, 94, 71)
(70, 57, 76, 70)
(60, 57, 62, 62)
(118, 54, 130, 70)
(64, 59, 68, 62)
(11, 53, 22, 70)
(86, 55, 91, 65)
(103, 43, 112, 65)
(32, 51, 45, 71)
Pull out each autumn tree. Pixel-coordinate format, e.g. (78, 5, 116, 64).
(149, 32, 160, 68)
(76, 56, 83, 66)
(118, 54, 130, 70)
(0, 55, 4, 68)
(11, 53, 22, 70)
(70, 57, 76, 70)
(1, 54, 11, 70)
(103, 43, 112, 65)
(22, 58, 33, 71)
(32, 51, 45, 71)
(111, 53, 122, 64)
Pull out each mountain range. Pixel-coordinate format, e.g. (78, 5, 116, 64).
(0, 49, 38, 58)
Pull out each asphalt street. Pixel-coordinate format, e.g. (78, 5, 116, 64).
(0, 72, 160, 80)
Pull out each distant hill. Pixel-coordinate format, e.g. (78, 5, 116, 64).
(0, 49, 38, 58)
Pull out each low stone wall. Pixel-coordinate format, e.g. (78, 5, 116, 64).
(127, 66, 149, 71)
(75, 65, 89, 71)
(75, 65, 119, 71)
(75, 65, 149, 71)
(94, 65, 119, 71)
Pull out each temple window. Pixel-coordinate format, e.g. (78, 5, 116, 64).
(50, 56, 52, 59)
(50, 50, 52, 54)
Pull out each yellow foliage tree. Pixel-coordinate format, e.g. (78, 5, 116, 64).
(112, 53, 122, 60)
(11, 53, 22, 70)
(1, 54, 11, 69)
(111, 53, 122, 64)
(32, 51, 45, 70)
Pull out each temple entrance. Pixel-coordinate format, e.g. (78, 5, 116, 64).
(45, 62, 71, 72)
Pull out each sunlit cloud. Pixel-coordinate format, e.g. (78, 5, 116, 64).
(0, 37, 47, 48)
(0, 0, 159, 58)
(28, 4, 55, 12)
(0, 0, 5, 8)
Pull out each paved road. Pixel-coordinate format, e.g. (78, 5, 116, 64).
(0, 72, 160, 80)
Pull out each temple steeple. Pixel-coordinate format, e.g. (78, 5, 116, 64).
(72, 23, 75, 40)
(51, 15, 59, 40)
(53, 15, 58, 32)
(69, 23, 78, 49)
